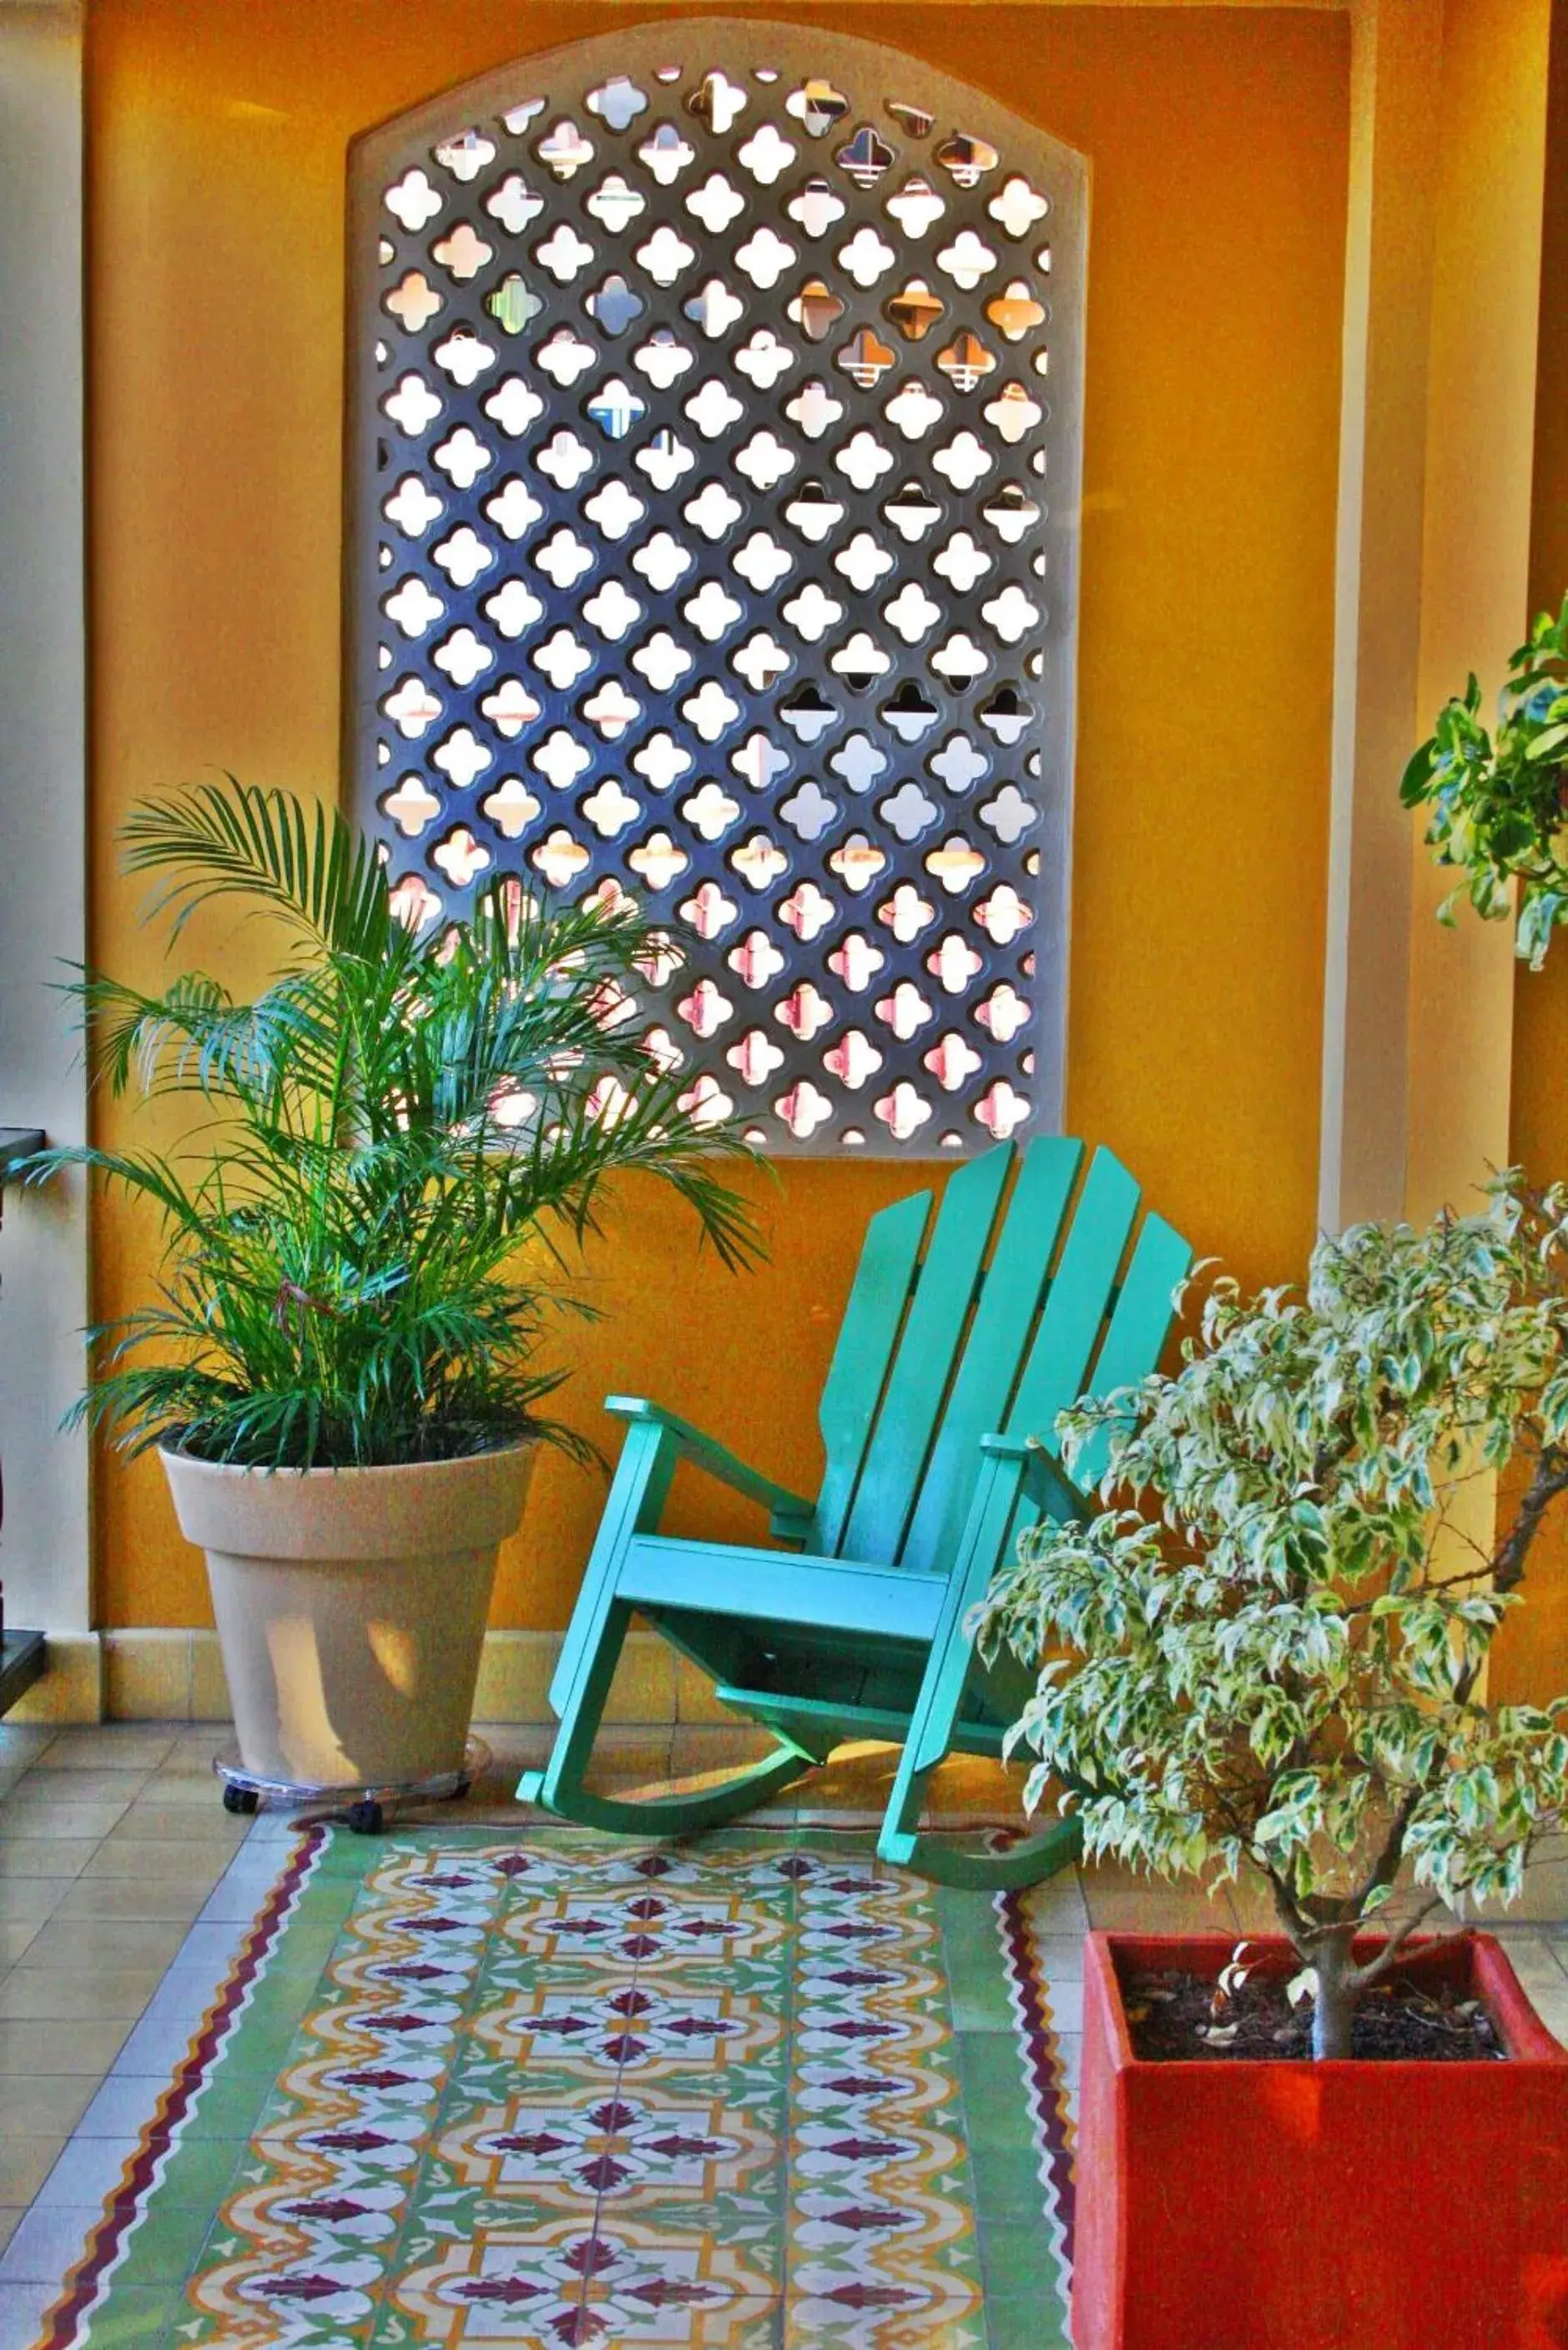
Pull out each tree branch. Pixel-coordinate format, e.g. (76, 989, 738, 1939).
(1347, 1790, 1421, 1915)
(1347, 1894, 1447, 1992)
(1490, 1444, 1568, 1598)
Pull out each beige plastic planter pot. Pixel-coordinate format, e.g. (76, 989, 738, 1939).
(162, 1442, 535, 1789)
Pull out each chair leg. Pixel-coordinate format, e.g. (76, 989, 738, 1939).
(879, 1802, 1083, 1890)
(869, 1445, 1085, 1891)
(518, 1597, 833, 1835)
(521, 1738, 825, 1836)
(547, 1419, 677, 1720)
(875, 1677, 1083, 1889)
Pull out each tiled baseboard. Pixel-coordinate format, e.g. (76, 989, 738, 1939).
(2, 1630, 103, 1725)
(7, 1626, 729, 1727)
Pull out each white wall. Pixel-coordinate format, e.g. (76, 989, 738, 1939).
(0, 2, 90, 1637)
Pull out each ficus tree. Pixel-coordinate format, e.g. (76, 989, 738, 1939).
(1401, 594, 1568, 968)
(976, 1180, 1568, 2060)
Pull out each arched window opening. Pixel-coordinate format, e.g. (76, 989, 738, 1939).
(345, 22, 1085, 1154)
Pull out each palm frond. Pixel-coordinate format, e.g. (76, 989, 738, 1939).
(63, 779, 762, 1469)
(121, 779, 394, 961)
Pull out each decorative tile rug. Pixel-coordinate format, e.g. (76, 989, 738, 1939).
(35, 1828, 1076, 2349)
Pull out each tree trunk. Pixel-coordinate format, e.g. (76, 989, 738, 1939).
(1312, 1927, 1359, 2060)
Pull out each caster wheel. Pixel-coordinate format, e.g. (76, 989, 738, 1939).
(223, 1783, 259, 1816)
(347, 1799, 385, 1835)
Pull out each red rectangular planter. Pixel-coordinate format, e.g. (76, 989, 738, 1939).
(1073, 1930, 1568, 2350)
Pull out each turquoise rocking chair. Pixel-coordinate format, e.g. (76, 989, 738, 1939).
(519, 1137, 1191, 1889)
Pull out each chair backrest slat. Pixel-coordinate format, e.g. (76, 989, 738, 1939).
(1068, 1210, 1192, 1489)
(809, 1188, 930, 1556)
(838, 1144, 1012, 1563)
(1003, 1148, 1142, 1448)
(898, 1137, 1084, 1573)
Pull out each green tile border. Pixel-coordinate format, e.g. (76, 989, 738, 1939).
(940, 1884, 1074, 2349)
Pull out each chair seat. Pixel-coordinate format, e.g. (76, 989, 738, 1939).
(618, 1535, 948, 1642)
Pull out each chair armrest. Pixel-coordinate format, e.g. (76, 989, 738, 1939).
(604, 1396, 815, 1528)
(978, 1433, 1091, 1521)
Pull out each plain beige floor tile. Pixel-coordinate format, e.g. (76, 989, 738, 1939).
(33, 1729, 177, 1773)
(108, 1803, 247, 1843)
(0, 1842, 98, 1884)
(0, 1731, 55, 1774)
(924, 1757, 1030, 1818)
(0, 2019, 134, 2075)
(144, 1750, 219, 1779)
(0, 1969, 166, 2023)
(471, 1636, 552, 1726)
(0, 1772, 149, 1808)
(51, 1876, 219, 1926)
(0, 1803, 134, 1843)
(1020, 1873, 1092, 1935)
(18, 1919, 189, 1975)
(0, 1882, 72, 1928)
(1081, 1883, 1240, 1934)
(0, 2139, 67, 2205)
(83, 1838, 238, 1882)
(168, 1727, 229, 1763)
(592, 1724, 678, 1757)
(0, 2076, 100, 2134)
(0, 1926, 43, 1967)
(0, 2208, 20, 2253)
(129, 1769, 224, 1807)
(1028, 1934, 1090, 1982)
(1487, 1929, 1568, 1986)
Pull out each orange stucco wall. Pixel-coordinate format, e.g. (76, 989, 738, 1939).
(87, 2, 1348, 1630)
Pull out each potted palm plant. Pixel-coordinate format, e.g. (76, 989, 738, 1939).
(32, 780, 758, 1808)
(976, 1183, 1568, 2348)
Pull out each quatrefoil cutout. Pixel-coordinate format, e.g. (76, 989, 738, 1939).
(583, 275, 643, 335)
(836, 127, 895, 186)
(786, 79, 850, 138)
(685, 171, 746, 233)
(585, 174, 647, 229)
(587, 76, 648, 132)
(737, 124, 796, 184)
(386, 270, 443, 331)
(638, 122, 697, 184)
(485, 179, 543, 235)
(935, 131, 999, 188)
(787, 179, 847, 239)
(537, 119, 595, 179)
(786, 279, 847, 342)
(686, 70, 748, 134)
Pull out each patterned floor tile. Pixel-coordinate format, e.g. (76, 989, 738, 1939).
(29, 1828, 1074, 2350)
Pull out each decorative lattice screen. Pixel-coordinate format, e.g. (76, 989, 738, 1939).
(345, 21, 1085, 1155)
